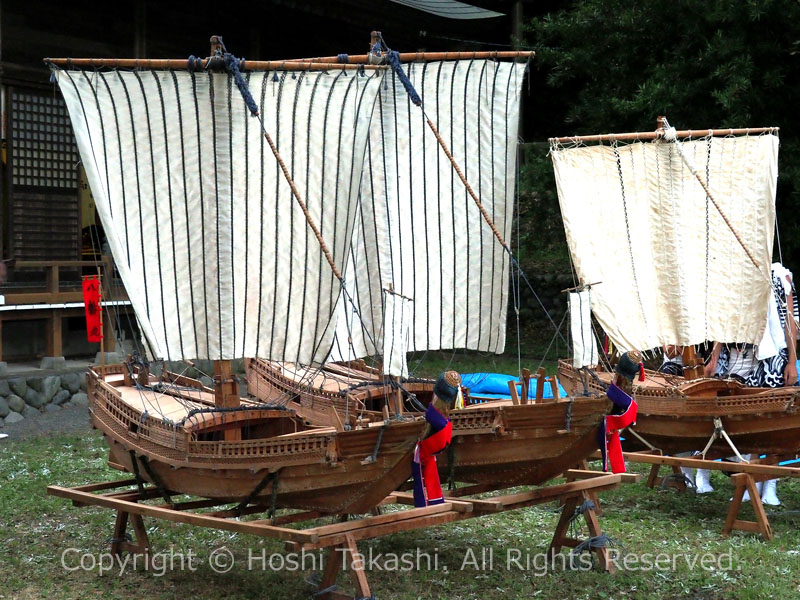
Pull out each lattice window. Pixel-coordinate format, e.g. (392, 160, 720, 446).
(11, 91, 78, 188)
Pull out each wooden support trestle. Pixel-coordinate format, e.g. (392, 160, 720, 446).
(48, 473, 626, 598)
(616, 449, 799, 540)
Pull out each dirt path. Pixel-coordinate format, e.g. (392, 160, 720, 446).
(1, 403, 93, 441)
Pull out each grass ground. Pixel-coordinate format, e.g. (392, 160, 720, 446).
(3, 426, 800, 599)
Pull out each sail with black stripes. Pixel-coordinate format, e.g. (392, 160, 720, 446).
(54, 58, 526, 368)
(331, 60, 526, 367)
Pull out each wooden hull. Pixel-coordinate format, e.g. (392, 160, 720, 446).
(89, 366, 425, 514)
(558, 360, 800, 458)
(247, 358, 610, 488)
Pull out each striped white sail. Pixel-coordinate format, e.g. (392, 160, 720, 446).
(56, 68, 381, 363)
(332, 59, 526, 362)
(551, 134, 779, 352)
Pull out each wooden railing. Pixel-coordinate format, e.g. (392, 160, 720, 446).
(5, 256, 127, 305)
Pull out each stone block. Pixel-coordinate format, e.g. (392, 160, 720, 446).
(40, 356, 66, 370)
(61, 373, 82, 394)
(71, 392, 89, 407)
(7, 394, 24, 413)
(9, 378, 27, 397)
(24, 388, 45, 409)
(42, 376, 62, 402)
(53, 389, 71, 405)
(5, 411, 23, 424)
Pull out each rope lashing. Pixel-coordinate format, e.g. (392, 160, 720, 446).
(385, 50, 421, 106)
(570, 533, 611, 567)
(337, 53, 349, 64)
(223, 53, 259, 116)
(659, 472, 696, 491)
(187, 55, 203, 72)
(660, 122, 761, 271)
(569, 499, 596, 523)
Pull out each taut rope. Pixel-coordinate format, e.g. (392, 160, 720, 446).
(660, 121, 760, 271)
(222, 46, 343, 282)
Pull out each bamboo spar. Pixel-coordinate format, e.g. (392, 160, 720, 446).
(287, 51, 535, 64)
(549, 126, 778, 145)
(44, 58, 383, 71)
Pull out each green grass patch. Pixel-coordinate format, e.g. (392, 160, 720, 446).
(3, 432, 800, 598)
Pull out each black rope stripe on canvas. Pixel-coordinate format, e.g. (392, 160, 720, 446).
(390, 69, 406, 317)
(208, 70, 223, 358)
(448, 60, 458, 349)
(79, 71, 112, 223)
(268, 70, 287, 361)
(255, 71, 268, 359)
(283, 70, 304, 363)
(152, 71, 186, 359)
(97, 72, 132, 263)
(405, 61, 419, 351)
(499, 63, 516, 355)
(131, 70, 171, 360)
(241, 71, 251, 357)
(169, 71, 200, 354)
(226, 69, 237, 357)
(338, 72, 379, 362)
(420, 62, 431, 351)
(295, 73, 324, 366)
(486, 61, 499, 352)
(475, 59, 489, 350)
(462, 59, 474, 348)
(434, 61, 445, 351)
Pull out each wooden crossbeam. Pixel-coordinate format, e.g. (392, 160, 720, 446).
(50, 471, 623, 599)
(621, 451, 800, 478)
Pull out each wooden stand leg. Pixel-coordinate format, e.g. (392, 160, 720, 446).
(318, 543, 345, 600)
(548, 495, 579, 560)
(564, 461, 603, 515)
(317, 534, 372, 600)
(549, 492, 613, 572)
(581, 495, 613, 573)
(110, 511, 151, 568)
(645, 464, 661, 488)
(722, 473, 773, 540)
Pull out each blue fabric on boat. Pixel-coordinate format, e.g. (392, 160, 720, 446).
(460, 372, 567, 401)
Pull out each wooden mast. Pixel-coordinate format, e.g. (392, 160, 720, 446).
(202, 36, 242, 442)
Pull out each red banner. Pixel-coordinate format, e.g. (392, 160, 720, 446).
(82, 276, 103, 343)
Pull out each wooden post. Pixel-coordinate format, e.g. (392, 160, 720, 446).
(45, 310, 63, 358)
(520, 368, 530, 404)
(535, 367, 546, 403)
(46, 264, 59, 296)
(214, 360, 241, 441)
(507, 380, 520, 405)
(550, 372, 561, 399)
(681, 346, 703, 380)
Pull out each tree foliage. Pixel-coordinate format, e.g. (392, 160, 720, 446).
(524, 0, 800, 265)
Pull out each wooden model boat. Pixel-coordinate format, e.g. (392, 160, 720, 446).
(51, 34, 609, 508)
(247, 358, 609, 490)
(90, 363, 424, 513)
(550, 119, 799, 459)
(558, 360, 800, 458)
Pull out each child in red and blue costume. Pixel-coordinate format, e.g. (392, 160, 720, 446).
(412, 371, 459, 507)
